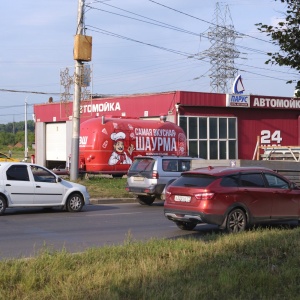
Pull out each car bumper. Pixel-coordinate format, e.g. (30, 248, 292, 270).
(126, 186, 156, 195)
(83, 191, 90, 205)
(164, 208, 224, 226)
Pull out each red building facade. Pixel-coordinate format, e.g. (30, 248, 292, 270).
(33, 91, 300, 168)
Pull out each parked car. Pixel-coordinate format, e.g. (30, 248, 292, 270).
(0, 152, 18, 162)
(0, 162, 90, 215)
(125, 156, 201, 205)
(164, 166, 300, 233)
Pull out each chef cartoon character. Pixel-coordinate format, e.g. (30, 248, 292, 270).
(108, 132, 135, 165)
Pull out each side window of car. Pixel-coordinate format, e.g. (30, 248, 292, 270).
(179, 160, 191, 172)
(163, 160, 179, 172)
(30, 165, 56, 183)
(220, 175, 239, 187)
(264, 173, 289, 189)
(6, 165, 29, 181)
(240, 173, 265, 187)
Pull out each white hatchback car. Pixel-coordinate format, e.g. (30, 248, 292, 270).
(0, 162, 90, 215)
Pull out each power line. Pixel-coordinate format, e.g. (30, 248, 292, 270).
(0, 89, 60, 95)
(86, 2, 273, 58)
(87, 26, 193, 56)
(148, 0, 273, 45)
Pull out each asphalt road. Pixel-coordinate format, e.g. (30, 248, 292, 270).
(0, 201, 219, 260)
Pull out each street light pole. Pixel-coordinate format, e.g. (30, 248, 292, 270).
(70, 0, 84, 181)
(24, 98, 28, 162)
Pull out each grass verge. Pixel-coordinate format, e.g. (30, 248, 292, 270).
(76, 177, 133, 199)
(1, 227, 300, 299)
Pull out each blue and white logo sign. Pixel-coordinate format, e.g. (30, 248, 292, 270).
(226, 74, 250, 107)
(232, 74, 245, 94)
(226, 94, 250, 107)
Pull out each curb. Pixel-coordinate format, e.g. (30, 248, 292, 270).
(90, 198, 137, 205)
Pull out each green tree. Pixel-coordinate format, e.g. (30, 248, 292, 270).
(0, 132, 15, 146)
(256, 0, 300, 96)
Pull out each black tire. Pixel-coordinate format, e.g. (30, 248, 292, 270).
(175, 221, 197, 231)
(0, 196, 7, 215)
(66, 193, 84, 212)
(226, 208, 247, 233)
(137, 196, 155, 206)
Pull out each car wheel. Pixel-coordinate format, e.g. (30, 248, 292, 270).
(226, 208, 247, 233)
(0, 196, 7, 215)
(137, 196, 155, 206)
(175, 221, 197, 231)
(66, 193, 84, 212)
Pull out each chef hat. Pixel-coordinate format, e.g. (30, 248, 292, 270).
(111, 132, 126, 141)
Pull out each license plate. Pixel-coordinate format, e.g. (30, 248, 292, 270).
(133, 177, 144, 181)
(174, 195, 191, 202)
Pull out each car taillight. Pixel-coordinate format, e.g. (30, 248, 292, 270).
(152, 171, 159, 179)
(194, 192, 214, 200)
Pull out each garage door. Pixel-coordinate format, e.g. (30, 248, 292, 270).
(46, 123, 66, 161)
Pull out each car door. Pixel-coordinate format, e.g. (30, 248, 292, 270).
(264, 173, 299, 219)
(4, 164, 35, 205)
(238, 172, 272, 220)
(30, 165, 65, 205)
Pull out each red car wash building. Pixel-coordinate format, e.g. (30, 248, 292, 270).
(33, 91, 300, 169)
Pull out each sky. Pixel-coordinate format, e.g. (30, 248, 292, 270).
(1, 0, 298, 123)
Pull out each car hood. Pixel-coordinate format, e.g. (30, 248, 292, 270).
(60, 179, 86, 190)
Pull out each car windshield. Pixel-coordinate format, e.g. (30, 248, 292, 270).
(171, 174, 216, 187)
(130, 159, 155, 172)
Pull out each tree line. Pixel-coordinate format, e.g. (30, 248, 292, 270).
(0, 120, 35, 149)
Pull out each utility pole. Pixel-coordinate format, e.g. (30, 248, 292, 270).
(24, 99, 28, 162)
(70, 0, 84, 180)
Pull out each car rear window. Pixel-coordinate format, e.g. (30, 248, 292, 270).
(130, 159, 155, 172)
(171, 174, 216, 187)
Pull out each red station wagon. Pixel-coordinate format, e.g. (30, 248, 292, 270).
(164, 166, 300, 233)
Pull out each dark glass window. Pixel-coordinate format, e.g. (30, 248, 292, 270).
(210, 141, 218, 159)
(130, 159, 154, 172)
(229, 140, 236, 159)
(209, 118, 218, 139)
(172, 174, 216, 187)
(189, 117, 198, 139)
(229, 118, 236, 139)
(219, 141, 227, 159)
(199, 141, 207, 159)
(199, 118, 207, 139)
(163, 160, 179, 172)
(240, 173, 265, 187)
(219, 118, 227, 139)
(179, 160, 191, 172)
(7, 165, 29, 181)
(164, 160, 191, 172)
(220, 175, 239, 187)
(30, 165, 56, 183)
(179, 116, 187, 135)
(189, 141, 198, 157)
(181, 116, 237, 160)
(264, 173, 289, 189)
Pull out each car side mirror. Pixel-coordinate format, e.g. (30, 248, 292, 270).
(57, 177, 62, 183)
(290, 182, 298, 190)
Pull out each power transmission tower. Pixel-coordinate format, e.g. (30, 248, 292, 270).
(207, 3, 240, 93)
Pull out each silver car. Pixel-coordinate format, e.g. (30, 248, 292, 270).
(0, 162, 90, 215)
(125, 156, 200, 205)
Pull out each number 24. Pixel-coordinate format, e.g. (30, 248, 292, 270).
(261, 130, 282, 144)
